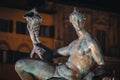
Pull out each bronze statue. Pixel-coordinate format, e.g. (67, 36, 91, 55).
(15, 8, 105, 80)
(52, 9, 105, 80)
(24, 8, 43, 59)
(23, 8, 54, 62)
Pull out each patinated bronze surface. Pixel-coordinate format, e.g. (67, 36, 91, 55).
(53, 9, 105, 80)
(15, 8, 105, 80)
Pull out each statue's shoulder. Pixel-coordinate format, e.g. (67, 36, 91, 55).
(67, 40, 78, 48)
(70, 39, 77, 44)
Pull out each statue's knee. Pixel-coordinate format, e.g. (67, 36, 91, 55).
(15, 60, 25, 71)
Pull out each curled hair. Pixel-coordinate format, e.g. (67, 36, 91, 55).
(70, 8, 86, 22)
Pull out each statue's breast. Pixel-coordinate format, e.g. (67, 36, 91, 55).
(78, 40, 88, 51)
(69, 39, 89, 56)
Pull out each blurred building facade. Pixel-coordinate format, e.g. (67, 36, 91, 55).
(0, 3, 120, 80)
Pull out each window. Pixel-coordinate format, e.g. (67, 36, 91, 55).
(49, 26, 55, 38)
(0, 50, 3, 63)
(16, 22, 55, 37)
(16, 21, 28, 34)
(0, 19, 13, 32)
(6, 50, 29, 64)
(0, 49, 29, 64)
(40, 25, 55, 38)
(7, 50, 15, 64)
(14, 51, 29, 63)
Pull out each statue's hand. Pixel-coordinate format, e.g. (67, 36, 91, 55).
(30, 45, 46, 59)
(93, 65, 105, 76)
(35, 47, 45, 59)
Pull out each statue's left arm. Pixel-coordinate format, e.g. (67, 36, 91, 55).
(89, 40, 107, 78)
(53, 45, 70, 58)
(89, 40, 104, 66)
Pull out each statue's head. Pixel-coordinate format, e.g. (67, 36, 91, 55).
(23, 8, 42, 24)
(69, 8, 86, 23)
(69, 8, 86, 30)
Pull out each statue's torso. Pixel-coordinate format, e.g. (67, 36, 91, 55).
(66, 34, 95, 75)
(54, 33, 97, 80)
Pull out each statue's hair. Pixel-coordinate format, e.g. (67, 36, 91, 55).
(70, 8, 86, 22)
(23, 8, 42, 19)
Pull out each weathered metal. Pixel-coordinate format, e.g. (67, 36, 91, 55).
(15, 8, 105, 80)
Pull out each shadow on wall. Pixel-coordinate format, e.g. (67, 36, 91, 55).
(0, 41, 10, 50)
(0, 64, 21, 80)
(17, 43, 31, 53)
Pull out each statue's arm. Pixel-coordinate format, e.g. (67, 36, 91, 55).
(89, 41, 107, 77)
(90, 41, 104, 65)
(53, 46, 69, 58)
(58, 46, 69, 56)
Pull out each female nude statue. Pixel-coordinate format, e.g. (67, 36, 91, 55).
(15, 8, 105, 80)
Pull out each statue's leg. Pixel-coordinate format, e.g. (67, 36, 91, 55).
(83, 72, 94, 80)
(15, 59, 33, 80)
(15, 58, 55, 80)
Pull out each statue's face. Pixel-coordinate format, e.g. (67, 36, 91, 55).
(69, 12, 86, 31)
